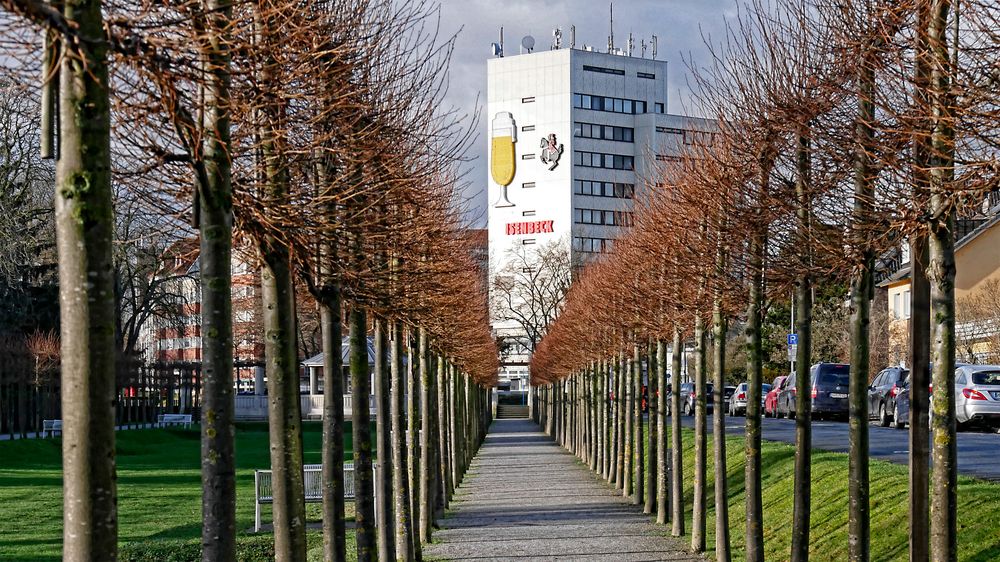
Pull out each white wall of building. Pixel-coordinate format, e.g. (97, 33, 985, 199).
(487, 45, 711, 388)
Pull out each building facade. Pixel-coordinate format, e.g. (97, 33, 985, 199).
(486, 40, 713, 390)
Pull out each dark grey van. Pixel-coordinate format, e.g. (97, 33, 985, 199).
(777, 363, 850, 420)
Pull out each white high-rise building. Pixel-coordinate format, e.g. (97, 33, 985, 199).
(487, 33, 713, 391)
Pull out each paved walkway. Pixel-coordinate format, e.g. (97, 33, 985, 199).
(425, 419, 705, 562)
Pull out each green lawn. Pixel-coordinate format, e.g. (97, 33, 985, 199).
(655, 424, 1000, 561)
(0, 421, 362, 561)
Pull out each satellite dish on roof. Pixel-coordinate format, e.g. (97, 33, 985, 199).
(521, 35, 535, 53)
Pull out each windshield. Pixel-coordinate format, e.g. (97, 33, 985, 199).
(762, 384, 772, 393)
(818, 373, 850, 386)
(972, 371, 1000, 386)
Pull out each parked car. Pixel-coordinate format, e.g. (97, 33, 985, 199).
(678, 382, 714, 416)
(723, 385, 737, 411)
(892, 362, 971, 429)
(730, 382, 773, 416)
(778, 363, 850, 420)
(954, 364, 1000, 428)
(764, 375, 787, 417)
(868, 367, 909, 427)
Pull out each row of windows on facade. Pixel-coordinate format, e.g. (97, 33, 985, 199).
(572, 93, 665, 115)
(573, 236, 614, 253)
(574, 122, 634, 143)
(574, 180, 635, 199)
(574, 150, 635, 170)
(574, 208, 634, 227)
(581, 64, 657, 80)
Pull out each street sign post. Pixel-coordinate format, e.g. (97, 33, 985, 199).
(788, 344, 797, 361)
(787, 333, 798, 346)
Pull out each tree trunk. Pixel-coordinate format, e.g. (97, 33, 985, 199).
(656, 340, 669, 525)
(319, 279, 346, 562)
(909, 4, 934, 557)
(55, 1, 118, 556)
(261, 250, 306, 561)
(671, 326, 685, 537)
(623, 354, 634, 498)
(374, 320, 395, 560)
(608, 357, 625, 484)
(634, 344, 645, 507)
(419, 328, 434, 543)
(791, 134, 813, 562)
(713, 261, 731, 561)
(391, 321, 415, 561)
(350, 308, 376, 561)
(406, 332, 421, 560)
(744, 234, 765, 561)
(692, 316, 707, 553)
(437, 357, 452, 509)
(645, 340, 657, 516)
(927, 3, 957, 560)
(198, 3, 236, 556)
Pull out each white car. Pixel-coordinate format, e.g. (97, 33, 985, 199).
(954, 365, 1000, 427)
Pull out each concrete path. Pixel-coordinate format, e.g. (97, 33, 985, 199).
(425, 419, 705, 562)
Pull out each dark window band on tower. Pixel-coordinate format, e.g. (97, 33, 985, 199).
(583, 64, 625, 76)
(637, 71, 655, 79)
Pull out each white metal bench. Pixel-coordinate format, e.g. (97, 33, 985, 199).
(42, 419, 62, 437)
(157, 413, 193, 428)
(255, 463, 374, 532)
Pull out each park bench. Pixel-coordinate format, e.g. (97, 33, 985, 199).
(157, 413, 193, 428)
(255, 463, 370, 532)
(42, 419, 62, 437)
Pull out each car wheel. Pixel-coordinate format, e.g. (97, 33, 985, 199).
(892, 402, 905, 430)
(879, 403, 891, 427)
(683, 402, 691, 416)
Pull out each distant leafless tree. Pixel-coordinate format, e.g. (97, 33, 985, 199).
(491, 238, 572, 358)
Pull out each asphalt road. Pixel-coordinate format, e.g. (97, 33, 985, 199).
(679, 414, 1000, 482)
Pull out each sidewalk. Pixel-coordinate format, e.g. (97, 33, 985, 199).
(425, 419, 705, 561)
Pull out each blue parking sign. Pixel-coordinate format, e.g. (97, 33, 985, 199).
(787, 333, 798, 345)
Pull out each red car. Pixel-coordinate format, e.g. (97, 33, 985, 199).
(764, 375, 787, 417)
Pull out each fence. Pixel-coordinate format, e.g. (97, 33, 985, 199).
(0, 355, 267, 437)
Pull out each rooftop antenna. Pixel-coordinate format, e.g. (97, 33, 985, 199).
(628, 33, 634, 56)
(570, 25, 576, 48)
(651, 34, 658, 60)
(500, 27, 505, 57)
(641, 39, 647, 58)
(552, 27, 562, 50)
(521, 34, 535, 54)
(608, 3, 614, 53)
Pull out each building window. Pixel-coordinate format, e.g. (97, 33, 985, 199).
(522, 267, 535, 273)
(638, 71, 656, 80)
(903, 290, 911, 318)
(522, 239, 536, 245)
(573, 208, 633, 227)
(521, 96, 535, 103)
(574, 180, 635, 199)
(521, 153, 535, 160)
(522, 125, 535, 132)
(522, 210, 536, 217)
(684, 130, 715, 146)
(655, 102, 665, 113)
(573, 150, 634, 170)
(573, 93, 647, 114)
(656, 155, 683, 162)
(522, 182, 535, 188)
(573, 236, 613, 253)
(893, 293, 902, 319)
(583, 64, 625, 76)
(656, 126, 684, 135)
(574, 122, 634, 143)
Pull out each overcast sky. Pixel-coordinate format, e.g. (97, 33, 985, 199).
(435, 0, 739, 226)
